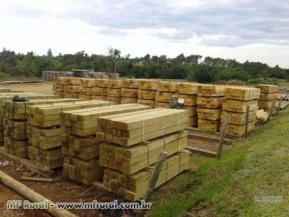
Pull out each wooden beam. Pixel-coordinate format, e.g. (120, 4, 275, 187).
(245, 106, 250, 138)
(0, 169, 78, 217)
(186, 147, 217, 157)
(145, 151, 168, 200)
(0, 147, 53, 176)
(217, 116, 229, 159)
(20, 176, 54, 182)
(267, 98, 277, 122)
(187, 131, 232, 145)
(276, 96, 283, 115)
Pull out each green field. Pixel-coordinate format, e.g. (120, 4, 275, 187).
(279, 81, 289, 89)
(149, 108, 289, 217)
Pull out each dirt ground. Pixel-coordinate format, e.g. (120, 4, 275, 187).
(0, 153, 117, 217)
(2, 82, 54, 95)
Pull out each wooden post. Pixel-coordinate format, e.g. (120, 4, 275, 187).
(145, 151, 168, 200)
(276, 96, 283, 115)
(0, 169, 78, 217)
(245, 106, 250, 138)
(217, 116, 229, 159)
(268, 98, 277, 122)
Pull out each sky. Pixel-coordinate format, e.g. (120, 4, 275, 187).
(0, 0, 289, 67)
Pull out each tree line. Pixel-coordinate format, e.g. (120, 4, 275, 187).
(0, 48, 288, 84)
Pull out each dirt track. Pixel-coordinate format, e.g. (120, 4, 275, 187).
(0, 154, 116, 217)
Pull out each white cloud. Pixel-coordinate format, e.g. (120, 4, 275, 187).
(0, 0, 288, 68)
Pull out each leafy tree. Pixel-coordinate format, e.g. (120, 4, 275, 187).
(143, 54, 150, 62)
(151, 56, 159, 63)
(108, 48, 121, 73)
(47, 49, 53, 57)
(174, 53, 185, 64)
(194, 65, 214, 83)
(0, 48, 288, 85)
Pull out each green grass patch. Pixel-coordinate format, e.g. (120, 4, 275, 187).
(148, 109, 289, 217)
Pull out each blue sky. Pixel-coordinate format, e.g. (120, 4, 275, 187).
(0, 0, 289, 67)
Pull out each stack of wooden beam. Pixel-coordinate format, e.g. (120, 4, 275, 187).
(0, 93, 56, 147)
(177, 82, 199, 127)
(137, 80, 159, 108)
(256, 84, 279, 110)
(91, 79, 107, 100)
(98, 108, 190, 200)
(78, 79, 96, 99)
(2, 97, 73, 158)
(53, 77, 67, 97)
(155, 81, 178, 108)
(221, 87, 260, 136)
(197, 85, 226, 132)
(26, 100, 111, 170)
(106, 80, 123, 104)
(61, 104, 149, 185)
(43, 71, 73, 81)
(121, 79, 140, 104)
(63, 78, 81, 98)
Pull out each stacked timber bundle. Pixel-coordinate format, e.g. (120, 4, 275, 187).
(78, 79, 95, 99)
(256, 84, 280, 110)
(42, 71, 73, 81)
(0, 93, 56, 147)
(63, 77, 81, 98)
(61, 104, 149, 185)
(177, 82, 199, 127)
(106, 79, 123, 104)
(99, 108, 190, 200)
(221, 86, 260, 137)
(155, 81, 178, 108)
(121, 79, 140, 104)
(197, 85, 226, 132)
(53, 77, 68, 97)
(26, 100, 111, 170)
(91, 79, 107, 101)
(2, 97, 75, 158)
(137, 80, 159, 108)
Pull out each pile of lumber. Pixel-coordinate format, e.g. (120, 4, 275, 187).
(137, 80, 158, 108)
(42, 71, 73, 81)
(91, 79, 107, 100)
(177, 83, 199, 127)
(78, 79, 95, 99)
(53, 77, 66, 97)
(63, 78, 81, 98)
(2, 97, 74, 158)
(106, 80, 123, 104)
(98, 108, 190, 200)
(26, 100, 111, 170)
(155, 81, 178, 108)
(2, 97, 82, 157)
(121, 79, 140, 104)
(0, 93, 56, 147)
(221, 87, 260, 136)
(61, 104, 149, 185)
(197, 85, 226, 132)
(256, 84, 280, 110)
